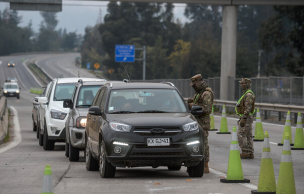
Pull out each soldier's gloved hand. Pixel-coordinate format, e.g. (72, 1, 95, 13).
(188, 103, 193, 109)
(240, 117, 246, 127)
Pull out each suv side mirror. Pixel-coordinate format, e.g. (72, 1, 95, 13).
(38, 97, 48, 104)
(191, 105, 203, 116)
(89, 106, 102, 116)
(63, 99, 73, 109)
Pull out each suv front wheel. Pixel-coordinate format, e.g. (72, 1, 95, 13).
(43, 121, 55, 150)
(99, 140, 116, 178)
(85, 135, 99, 171)
(187, 159, 205, 177)
(69, 135, 80, 161)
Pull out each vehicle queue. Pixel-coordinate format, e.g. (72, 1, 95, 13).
(32, 77, 207, 178)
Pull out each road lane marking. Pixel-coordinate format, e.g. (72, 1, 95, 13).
(0, 61, 2, 65)
(0, 107, 22, 154)
(22, 60, 43, 87)
(209, 168, 257, 190)
(270, 142, 278, 145)
(13, 67, 30, 92)
(214, 115, 296, 128)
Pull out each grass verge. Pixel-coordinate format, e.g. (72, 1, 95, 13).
(30, 87, 43, 95)
(3, 108, 11, 143)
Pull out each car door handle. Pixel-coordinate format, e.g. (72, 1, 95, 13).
(93, 118, 96, 122)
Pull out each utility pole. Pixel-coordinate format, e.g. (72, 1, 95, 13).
(258, 50, 263, 78)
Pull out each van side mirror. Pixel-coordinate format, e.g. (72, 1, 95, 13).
(63, 99, 73, 109)
(191, 105, 203, 116)
(88, 106, 102, 116)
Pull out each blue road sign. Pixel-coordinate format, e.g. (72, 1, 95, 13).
(115, 45, 135, 62)
(87, 63, 90, 69)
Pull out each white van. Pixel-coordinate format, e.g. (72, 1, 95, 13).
(38, 77, 106, 150)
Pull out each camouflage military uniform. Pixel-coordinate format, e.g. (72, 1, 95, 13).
(188, 74, 214, 164)
(236, 78, 255, 158)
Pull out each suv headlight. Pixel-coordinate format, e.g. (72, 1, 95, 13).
(4, 90, 7, 93)
(182, 121, 199, 132)
(50, 109, 67, 120)
(76, 117, 87, 128)
(16, 90, 19, 93)
(110, 122, 131, 132)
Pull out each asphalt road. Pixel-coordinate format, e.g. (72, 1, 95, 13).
(0, 54, 303, 194)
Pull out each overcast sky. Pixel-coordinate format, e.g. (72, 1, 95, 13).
(0, 1, 189, 35)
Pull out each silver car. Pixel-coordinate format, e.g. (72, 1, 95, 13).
(64, 79, 107, 161)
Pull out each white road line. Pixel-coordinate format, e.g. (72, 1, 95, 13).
(0, 107, 22, 154)
(13, 67, 30, 92)
(270, 142, 278, 145)
(22, 60, 43, 87)
(209, 168, 257, 190)
(0, 61, 2, 65)
(214, 115, 295, 128)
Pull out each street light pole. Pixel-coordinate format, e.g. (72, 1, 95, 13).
(258, 50, 263, 78)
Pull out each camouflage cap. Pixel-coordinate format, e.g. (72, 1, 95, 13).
(190, 74, 203, 86)
(239, 78, 252, 84)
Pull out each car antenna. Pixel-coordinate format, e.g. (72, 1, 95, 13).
(120, 62, 131, 82)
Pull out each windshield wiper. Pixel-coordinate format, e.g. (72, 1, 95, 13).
(137, 110, 169, 113)
(111, 111, 136, 114)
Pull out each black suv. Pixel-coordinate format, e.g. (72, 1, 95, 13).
(85, 82, 205, 178)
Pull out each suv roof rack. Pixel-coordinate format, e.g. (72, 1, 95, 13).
(161, 82, 175, 87)
(105, 82, 113, 88)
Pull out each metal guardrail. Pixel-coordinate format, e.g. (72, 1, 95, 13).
(213, 100, 304, 113)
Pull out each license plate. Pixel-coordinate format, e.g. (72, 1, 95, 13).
(147, 138, 170, 146)
(9, 93, 13, 96)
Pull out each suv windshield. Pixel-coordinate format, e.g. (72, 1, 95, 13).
(108, 89, 187, 113)
(53, 83, 76, 101)
(4, 84, 18, 89)
(76, 85, 101, 107)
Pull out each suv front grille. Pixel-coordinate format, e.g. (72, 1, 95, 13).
(133, 126, 181, 136)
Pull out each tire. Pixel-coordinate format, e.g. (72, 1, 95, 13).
(187, 159, 205, 177)
(85, 135, 99, 171)
(99, 140, 116, 178)
(32, 117, 37, 132)
(69, 136, 79, 161)
(65, 139, 69, 157)
(43, 123, 54, 150)
(168, 166, 181, 171)
(17, 95, 20, 99)
(38, 124, 44, 146)
(36, 121, 40, 139)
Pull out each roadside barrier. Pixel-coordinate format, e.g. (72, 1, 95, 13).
(278, 111, 294, 146)
(220, 126, 250, 183)
(291, 112, 304, 150)
(41, 165, 53, 194)
(253, 109, 264, 141)
(209, 106, 217, 131)
(251, 131, 276, 194)
(276, 133, 296, 194)
(216, 105, 231, 134)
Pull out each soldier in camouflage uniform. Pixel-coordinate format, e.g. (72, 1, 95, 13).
(236, 78, 255, 159)
(188, 74, 214, 173)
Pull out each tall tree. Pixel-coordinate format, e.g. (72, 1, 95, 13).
(259, 6, 304, 76)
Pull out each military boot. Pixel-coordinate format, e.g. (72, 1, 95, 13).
(249, 154, 254, 159)
(204, 162, 209, 173)
(240, 153, 250, 159)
